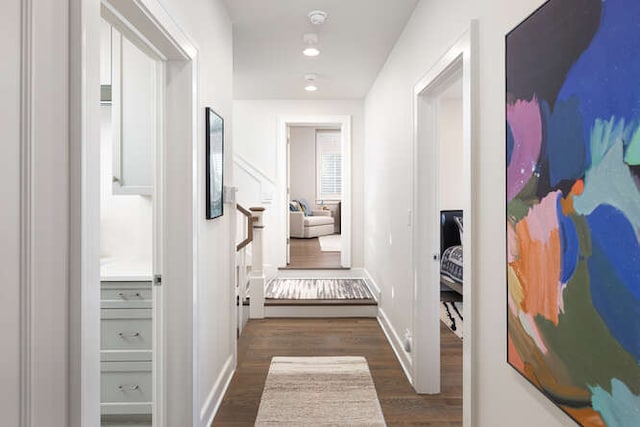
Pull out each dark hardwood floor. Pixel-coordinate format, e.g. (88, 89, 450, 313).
(281, 236, 343, 269)
(213, 318, 462, 426)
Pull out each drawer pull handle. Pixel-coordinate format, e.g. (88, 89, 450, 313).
(118, 384, 140, 391)
(117, 292, 141, 298)
(118, 332, 140, 338)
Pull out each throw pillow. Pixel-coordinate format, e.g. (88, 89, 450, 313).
(298, 198, 312, 216)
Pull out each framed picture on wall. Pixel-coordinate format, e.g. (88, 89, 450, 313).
(506, 1, 640, 426)
(206, 107, 224, 219)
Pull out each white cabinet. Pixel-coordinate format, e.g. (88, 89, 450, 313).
(101, 309, 152, 353)
(101, 281, 152, 425)
(110, 28, 156, 196)
(101, 361, 153, 413)
(100, 20, 112, 86)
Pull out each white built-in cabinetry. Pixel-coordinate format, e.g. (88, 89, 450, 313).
(101, 21, 156, 196)
(101, 280, 152, 426)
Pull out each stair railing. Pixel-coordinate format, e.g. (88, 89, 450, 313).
(235, 205, 265, 322)
(236, 204, 254, 251)
(248, 207, 265, 319)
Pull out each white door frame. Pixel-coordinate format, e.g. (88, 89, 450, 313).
(411, 22, 477, 427)
(286, 125, 291, 264)
(277, 115, 352, 268)
(70, 0, 199, 425)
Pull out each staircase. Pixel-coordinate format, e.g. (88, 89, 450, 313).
(235, 205, 378, 325)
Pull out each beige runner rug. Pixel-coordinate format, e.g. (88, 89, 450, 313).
(255, 356, 386, 426)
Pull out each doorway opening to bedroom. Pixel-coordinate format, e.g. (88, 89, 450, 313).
(437, 77, 464, 339)
(412, 27, 476, 421)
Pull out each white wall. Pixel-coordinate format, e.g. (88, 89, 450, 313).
(100, 105, 153, 277)
(234, 99, 364, 268)
(289, 126, 317, 206)
(364, 0, 575, 426)
(439, 97, 464, 210)
(0, 0, 73, 425)
(156, 0, 236, 424)
(0, 1, 22, 424)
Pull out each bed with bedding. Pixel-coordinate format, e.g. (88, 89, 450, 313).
(440, 210, 463, 296)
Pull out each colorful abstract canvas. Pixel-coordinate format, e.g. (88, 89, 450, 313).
(506, 1, 640, 425)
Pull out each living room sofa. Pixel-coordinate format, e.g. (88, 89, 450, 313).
(289, 210, 335, 238)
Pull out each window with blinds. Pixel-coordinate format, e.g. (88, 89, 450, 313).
(316, 130, 342, 201)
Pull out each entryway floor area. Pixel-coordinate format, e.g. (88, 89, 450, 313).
(212, 318, 462, 426)
(282, 237, 343, 269)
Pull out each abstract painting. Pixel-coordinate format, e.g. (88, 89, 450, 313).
(506, 1, 640, 425)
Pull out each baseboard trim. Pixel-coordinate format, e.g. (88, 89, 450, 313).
(264, 264, 277, 282)
(377, 308, 413, 385)
(200, 355, 235, 427)
(357, 268, 381, 302)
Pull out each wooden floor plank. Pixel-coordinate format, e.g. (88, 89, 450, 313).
(281, 236, 342, 269)
(212, 318, 462, 426)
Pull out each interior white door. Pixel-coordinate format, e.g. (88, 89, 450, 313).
(151, 60, 164, 427)
(414, 93, 442, 394)
(286, 126, 291, 264)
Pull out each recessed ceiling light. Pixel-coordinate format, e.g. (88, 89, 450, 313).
(303, 47, 320, 57)
(304, 74, 318, 92)
(303, 33, 320, 57)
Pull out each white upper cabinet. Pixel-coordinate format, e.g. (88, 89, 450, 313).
(100, 20, 111, 86)
(110, 28, 156, 196)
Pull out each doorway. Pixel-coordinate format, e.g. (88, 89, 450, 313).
(412, 24, 477, 426)
(75, 0, 199, 425)
(276, 115, 352, 270)
(286, 126, 343, 269)
(99, 16, 162, 427)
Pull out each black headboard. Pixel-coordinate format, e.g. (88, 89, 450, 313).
(440, 210, 463, 255)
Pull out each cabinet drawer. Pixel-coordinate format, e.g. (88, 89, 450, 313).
(100, 414, 152, 426)
(101, 282, 152, 309)
(101, 309, 152, 351)
(101, 361, 152, 404)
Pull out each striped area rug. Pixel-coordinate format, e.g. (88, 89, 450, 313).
(440, 301, 463, 339)
(265, 278, 373, 300)
(255, 356, 386, 426)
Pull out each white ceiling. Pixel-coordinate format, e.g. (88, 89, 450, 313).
(223, 0, 419, 99)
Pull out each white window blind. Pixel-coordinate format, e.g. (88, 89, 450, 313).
(316, 130, 342, 201)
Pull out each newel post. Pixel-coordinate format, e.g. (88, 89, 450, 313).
(249, 207, 265, 319)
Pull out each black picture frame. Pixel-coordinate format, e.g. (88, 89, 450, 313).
(205, 107, 224, 219)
